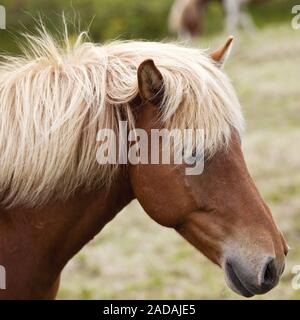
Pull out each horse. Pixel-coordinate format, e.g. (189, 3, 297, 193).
(169, 0, 258, 40)
(168, 0, 208, 39)
(0, 28, 288, 299)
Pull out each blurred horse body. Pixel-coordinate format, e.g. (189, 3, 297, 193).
(169, 0, 208, 39)
(0, 28, 287, 299)
(169, 0, 258, 39)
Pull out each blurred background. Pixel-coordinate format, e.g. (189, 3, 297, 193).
(0, 0, 299, 299)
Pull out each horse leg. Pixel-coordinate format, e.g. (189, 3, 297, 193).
(240, 10, 256, 32)
(179, 28, 193, 41)
(223, 0, 241, 34)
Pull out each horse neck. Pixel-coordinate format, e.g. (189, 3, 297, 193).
(0, 168, 134, 298)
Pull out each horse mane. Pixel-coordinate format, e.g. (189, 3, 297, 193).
(0, 25, 244, 208)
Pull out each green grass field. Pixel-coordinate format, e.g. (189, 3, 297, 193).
(58, 22, 300, 300)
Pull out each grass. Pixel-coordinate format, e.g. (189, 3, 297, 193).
(58, 22, 300, 299)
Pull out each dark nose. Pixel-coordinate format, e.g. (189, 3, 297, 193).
(225, 256, 283, 297)
(260, 257, 283, 290)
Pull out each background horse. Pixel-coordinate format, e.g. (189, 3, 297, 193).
(0, 28, 287, 299)
(169, 0, 260, 39)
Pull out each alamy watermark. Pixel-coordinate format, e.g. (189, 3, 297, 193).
(0, 265, 5, 290)
(0, 5, 5, 30)
(96, 121, 205, 175)
(292, 5, 300, 30)
(292, 265, 300, 290)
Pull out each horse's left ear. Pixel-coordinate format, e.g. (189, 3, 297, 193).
(210, 36, 234, 68)
(137, 59, 164, 104)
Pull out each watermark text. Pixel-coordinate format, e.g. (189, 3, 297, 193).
(0, 265, 5, 290)
(0, 5, 6, 30)
(292, 5, 300, 30)
(96, 121, 205, 175)
(292, 265, 300, 290)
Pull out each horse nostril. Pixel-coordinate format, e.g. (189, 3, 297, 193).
(261, 257, 277, 287)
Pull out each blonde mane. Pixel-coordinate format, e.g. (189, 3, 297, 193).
(0, 28, 244, 208)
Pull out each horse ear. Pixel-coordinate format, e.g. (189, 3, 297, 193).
(137, 59, 164, 104)
(210, 36, 234, 68)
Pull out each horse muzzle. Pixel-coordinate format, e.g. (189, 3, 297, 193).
(223, 255, 285, 297)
